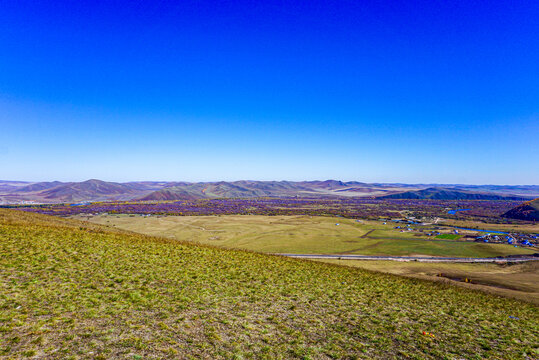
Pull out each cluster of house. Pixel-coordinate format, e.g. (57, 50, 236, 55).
(388, 219, 422, 232)
(382, 218, 537, 248)
(475, 233, 537, 247)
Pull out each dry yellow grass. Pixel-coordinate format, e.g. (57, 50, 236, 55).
(76, 214, 536, 257)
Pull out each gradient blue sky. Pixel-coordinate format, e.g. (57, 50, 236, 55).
(1, 0, 538, 184)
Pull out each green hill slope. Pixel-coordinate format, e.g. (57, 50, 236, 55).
(0, 209, 537, 359)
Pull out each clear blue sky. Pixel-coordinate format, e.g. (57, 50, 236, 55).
(1, 0, 538, 184)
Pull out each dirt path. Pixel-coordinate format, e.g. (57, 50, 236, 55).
(360, 229, 375, 238)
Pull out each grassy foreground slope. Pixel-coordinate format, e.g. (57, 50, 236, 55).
(315, 260, 539, 305)
(0, 210, 538, 359)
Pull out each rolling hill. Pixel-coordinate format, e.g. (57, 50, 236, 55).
(502, 198, 539, 221)
(377, 187, 530, 201)
(138, 187, 201, 201)
(12, 181, 64, 193)
(0, 208, 537, 358)
(0, 180, 31, 192)
(39, 179, 143, 202)
(139, 181, 314, 200)
(1, 179, 538, 204)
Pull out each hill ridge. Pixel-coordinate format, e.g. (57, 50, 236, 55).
(377, 187, 530, 201)
(1, 179, 538, 204)
(502, 198, 539, 221)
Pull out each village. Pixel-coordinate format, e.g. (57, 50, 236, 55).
(386, 217, 538, 249)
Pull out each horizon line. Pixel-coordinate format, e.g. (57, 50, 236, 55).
(1, 178, 538, 187)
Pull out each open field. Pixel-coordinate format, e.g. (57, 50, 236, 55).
(315, 260, 539, 304)
(1, 208, 538, 359)
(77, 214, 537, 258)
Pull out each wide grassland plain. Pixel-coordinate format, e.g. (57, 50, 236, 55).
(78, 214, 536, 258)
(1, 209, 538, 359)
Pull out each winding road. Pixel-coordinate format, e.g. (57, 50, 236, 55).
(278, 253, 539, 263)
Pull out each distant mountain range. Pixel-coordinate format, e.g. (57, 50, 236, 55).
(0, 179, 170, 204)
(0, 179, 537, 204)
(12, 181, 65, 193)
(377, 187, 531, 201)
(138, 180, 374, 201)
(502, 199, 539, 221)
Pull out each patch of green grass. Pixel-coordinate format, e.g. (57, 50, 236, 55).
(345, 238, 532, 257)
(1, 209, 538, 359)
(435, 234, 462, 240)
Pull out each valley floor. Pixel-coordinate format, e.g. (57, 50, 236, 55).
(75, 214, 536, 258)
